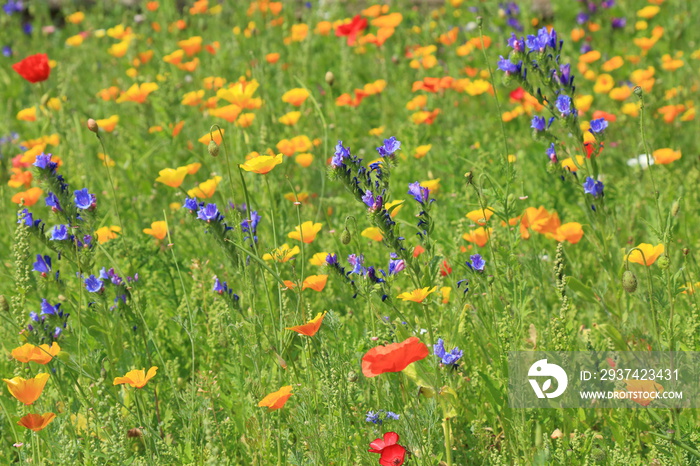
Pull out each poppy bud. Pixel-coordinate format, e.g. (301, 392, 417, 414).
(671, 200, 680, 217)
(683, 248, 689, 256)
(325, 71, 334, 86)
(634, 86, 643, 99)
(657, 256, 670, 270)
(127, 428, 143, 438)
(207, 140, 219, 157)
(87, 118, 99, 133)
(622, 270, 637, 293)
(341, 226, 352, 245)
(0, 295, 8, 313)
(347, 371, 358, 382)
(476, 16, 483, 27)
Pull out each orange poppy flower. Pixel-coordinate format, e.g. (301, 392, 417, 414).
(11, 343, 61, 365)
(258, 385, 293, 410)
(462, 227, 492, 247)
(465, 207, 495, 225)
(95, 225, 121, 244)
(113, 366, 158, 389)
(240, 154, 283, 174)
(262, 243, 300, 262)
(8, 168, 33, 188)
(397, 286, 437, 303)
(288, 221, 322, 243)
(361, 336, 429, 377)
(627, 243, 664, 266)
(18, 412, 56, 432)
(187, 176, 222, 199)
(617, 379, 663, 407)
(286, 311, 327, 336)
(116, 83, 158, 104)
(11, 187, 43, 207)
(361, 227, 383, 242)
(95, 115, 119, 132)
(3, 373, 50, 405)
(143, 221, 168, 240)
(302, 275, 328, 292)
(281, 88, 310, 107)
(652, 148, 681, 164)
(155, 166, 189, 188)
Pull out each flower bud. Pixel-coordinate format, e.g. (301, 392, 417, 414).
(325, 71, 334, 86)
(657, 255, 670, 270)
(347, 371, 358, 383)
(476, 16, 483, 27)
(622, 270, 637, 293)
(634, 86, 643, 99)
(340, 226, 352, 245)
(683, 248, 689, 256)
(87, 118, 99, 133)
(464, 171, 473, 185)
(207, 140, 220, 157)
(671, 200, 680, 217)
(0, 295, 9, 313)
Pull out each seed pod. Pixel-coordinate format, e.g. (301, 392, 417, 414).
(325, 71, 334, 87)
(340, 227, 352, 245)
(657, 256, 670, 270)
(208, 140, 220, 157)
(87, 118, 99, 133)
(622, 270, 638, 293)
(347, 371, 358, 383)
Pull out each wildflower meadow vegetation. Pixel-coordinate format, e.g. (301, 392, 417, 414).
(1, 0, 699, 464)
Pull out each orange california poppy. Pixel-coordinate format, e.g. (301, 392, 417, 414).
(286, 311, 327, 336)
(627, 243, 664, 266)
(18, 412, 56, 432)
(397, 286, 437, 303)
(155, 166, 189, 188)
(287, 221, 322, 243)
(3, 373, 50, 405)
(258, 385, 293, 410)
(143, 221, 168, 240)
(113, 366, 158, 388)
(240, 154, 283, 174)
(11, 343, 61, 365)
(302, 275, 328, 292)
(361, 336, 429, 377)
(11, 187, 43, 207)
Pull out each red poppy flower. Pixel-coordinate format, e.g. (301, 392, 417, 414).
(369, 432, 406, 466)
(361, 336, 429, 377)
(335, 15, 368, 46)
(439, 260, 452, 276)
(12, 54, 51, 83)
(509, 86, 525, 102)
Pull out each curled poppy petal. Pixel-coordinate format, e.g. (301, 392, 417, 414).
(361, 337, 429, 377)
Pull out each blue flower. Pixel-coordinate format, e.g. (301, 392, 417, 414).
(589, 118, 608, 133)
(385, 411, 400, 421)
(40, 299, 60, 316)
(611, 17, 626, 29)
(388, 258, 406, 275)
(556, 64, 572, 87)
(50, 224, 69, 241)
(466, 254, 486, 271)
(183, 197, 200, 211)
(347, 254, 365, 275)
(546, 143, 558, 163)
(3, 1, 23, 15)
(45, 192, 62, 212)
(325, 253, 339, 266)
(197, 203, 221, 222)
(17, 208, 38, 227)
(531, 116, 546, 131)
(84, 275, 104, 293)
(433, 338, 464, 366)
(2, 45, 12, 57)
(362, 190, 382, 212)
(331, 141, 350, 168)
(365, 411, 381, 424)
(33, 254, 51, 274)
(376, 136, 401, 157)
(583, 177, 604, 198)
(507, 33, 524, 52)
(497, 56, 522, 75)
(408, 181, 430, 204)
(74, 188, 96, 210)
(555, 95, 573, 117)
(33, 153, 55, 170)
